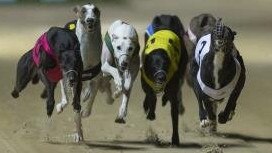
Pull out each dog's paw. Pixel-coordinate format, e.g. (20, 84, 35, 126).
(115, 117, 126, 124)
(179, 104, 185, 115)
(81, 87, 91, 102)
(74, 133, 84, 143)
(11, 90, 19, 98)
(81, 109, 91, 118)
(218, 111, 228, 124)
(113, 90, 122, 99)
(40, 90, 47, 99)
(200, 119, 211, 128)
(147, 112, 156, 121)
(106, 96, 114, 105)
(171, 135, 180, 147)
(114, 77, 123, 90)
(56, 103, 65, 114)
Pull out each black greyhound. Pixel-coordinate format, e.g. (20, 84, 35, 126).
(141, 15, 188, 145)
(11, 27, 83, 117)
(11, 27, 84, 141)
(189, 18, 246, 132)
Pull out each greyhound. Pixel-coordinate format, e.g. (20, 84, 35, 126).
(59, 3, 113, 117)
(189, 17, 246, 132)
(98, 20, 140, 123)
(11, 27, 84, 142)
(141, 15, 188, 145)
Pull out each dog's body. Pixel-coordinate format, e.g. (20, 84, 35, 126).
(188, 16, 246, 132)
(141, 15, 188, 145)
(60, 4, 113, 117)
(100, 20, 140, 123)
(11, 27, 84, 141)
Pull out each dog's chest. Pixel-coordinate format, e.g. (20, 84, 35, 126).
(77, 30, 102, 68)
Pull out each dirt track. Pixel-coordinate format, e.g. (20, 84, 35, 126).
(0, 0, 272, 153)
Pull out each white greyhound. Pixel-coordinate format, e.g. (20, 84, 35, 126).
(100, 20, 140, 123)
(56, 3, 112, 141)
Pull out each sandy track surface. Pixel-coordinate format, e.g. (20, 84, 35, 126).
(0, 0, 272, 152)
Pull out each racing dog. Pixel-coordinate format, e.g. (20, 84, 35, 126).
(189, 18, 246, 132)
(60, 3, 111, 117)
(11, 27, 84, 142)
(141, 15, 188, 145)
(100, 20, 140, 123)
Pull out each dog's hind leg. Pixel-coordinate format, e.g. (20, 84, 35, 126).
(11, 51, 36, 98)
(81, 80, 99, 118)
(99, 77, 114, 105)
(56, 80, 69, 114)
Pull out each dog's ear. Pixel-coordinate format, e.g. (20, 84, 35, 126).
(153, 16, 161, 26)
(39, 51, 56, 69)
(93, 6, 100, 18)
(73, 5, 81, 16)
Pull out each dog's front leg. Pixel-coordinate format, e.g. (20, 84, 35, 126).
(123, 70, 132, 91)
(39, 71, 57, 117)
(73, 80, 83, 142)
(218, 71, 246, 124)
(115, 90, 131, 124)
(169, 96, 180, 146)
(101, 61, 122, 94)
(56, 79, 68, 114)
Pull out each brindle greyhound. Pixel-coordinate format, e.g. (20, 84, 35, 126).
(189, 17, 246, 132)
(59, 3, 113, 118)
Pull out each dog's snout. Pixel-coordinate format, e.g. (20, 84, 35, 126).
(155, 72, 166, 84)
(121, 61, 128, 68)
(86, 18, 94, 24)
(120, 61, 128, 71)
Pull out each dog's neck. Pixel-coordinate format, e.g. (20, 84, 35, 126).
(76, 19, 102, 69)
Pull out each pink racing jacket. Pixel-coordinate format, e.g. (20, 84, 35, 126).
(32, 33, 62, 83)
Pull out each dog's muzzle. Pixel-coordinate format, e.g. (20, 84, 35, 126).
(64, 70, 78, 87)
(85, 18, 99, 32)
(117, 54, 130, 72)
(153, 70, 167, 93)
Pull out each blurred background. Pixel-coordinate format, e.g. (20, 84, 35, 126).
(0, 0, 271, 153)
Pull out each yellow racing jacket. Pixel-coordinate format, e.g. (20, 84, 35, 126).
(142, 30, 181, 93)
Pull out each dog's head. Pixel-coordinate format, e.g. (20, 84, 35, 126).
(73, 3, 100, 32)
(142, 50, 170, 92)
(111, 22, 139, 72)
(59, 50, 82, 88)
(152, 15, 184, 38)
(212, 18, 236, 54)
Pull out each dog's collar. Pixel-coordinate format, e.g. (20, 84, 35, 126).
(81, 62, 102, 81)
(64, 69, 78, 76)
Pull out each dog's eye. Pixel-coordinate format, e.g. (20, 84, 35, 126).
(81, 8, 86, 14)
(128, 47, 133, 52)
(117, 46, 121, 50)
(169, 39, 173, 44)
(151, 38, 155, 44)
